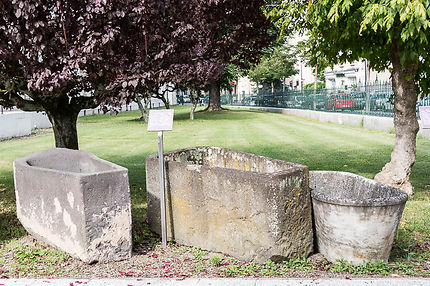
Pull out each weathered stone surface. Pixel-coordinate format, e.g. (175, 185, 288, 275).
(13, 148, 132, 264)
(146, 146, 313, 263)
(310, 171, 408, 265)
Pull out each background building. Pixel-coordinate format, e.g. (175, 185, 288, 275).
(236, 33, 392, 97)
(325, 60, 391, 89)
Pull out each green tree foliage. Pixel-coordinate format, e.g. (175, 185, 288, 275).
(295, 38, 328, 85)
(218, 65, 244, 92)
(247, 45, 297, 87)
(303, 82, 325, 90)
(269, 0, 430, 90)
(268, 0, 430, 195)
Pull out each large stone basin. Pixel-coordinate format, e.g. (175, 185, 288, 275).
(146, 146, 313, 263)
(310, 171, 408, 265)
(13, 148, 132, 263)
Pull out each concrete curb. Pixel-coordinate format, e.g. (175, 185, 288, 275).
(1, 278, 430, 286)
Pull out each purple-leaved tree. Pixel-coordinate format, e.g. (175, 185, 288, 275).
(0, 0, 273, 149)
(0, 0, 140, 149)
(112, 0, 274, 113)
(179, 0, 274, 112)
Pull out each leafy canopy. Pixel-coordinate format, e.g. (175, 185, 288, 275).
(248, 45, 297, 84)
(268, 0, 430, 94)
(0, 0, 273, 112)
(0, 0, 134, 111)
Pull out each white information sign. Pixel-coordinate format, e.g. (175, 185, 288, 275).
(147, 109, 174, 132)
(419, 106, 430, 129)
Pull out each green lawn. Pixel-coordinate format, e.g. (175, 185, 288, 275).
(0, 105, 429, 277)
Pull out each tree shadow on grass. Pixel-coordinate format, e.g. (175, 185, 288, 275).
(172, 108, 260, 122)
(388, 225, 430, 266)
(0, 176, 27, 243)
(119, 106, 263, 123)
(0, 212, 27, 244)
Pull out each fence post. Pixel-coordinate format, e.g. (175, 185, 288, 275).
(313, 93, 317, 111)
(365, 92, 370, 114)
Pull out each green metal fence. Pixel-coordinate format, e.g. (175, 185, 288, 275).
(222, 82, 430, 118)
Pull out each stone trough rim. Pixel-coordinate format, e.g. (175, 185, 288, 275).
(15, 148, 127, 177)
(310, 170, 408, 207)
(151, 145, 308, 177)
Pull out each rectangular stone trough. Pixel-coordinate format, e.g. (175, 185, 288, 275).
(13, 148, 132, 264)
(146, 147, 313, 263)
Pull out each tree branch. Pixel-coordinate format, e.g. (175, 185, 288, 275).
(0, 91, 44, 111)
(70, 95, 99, 110)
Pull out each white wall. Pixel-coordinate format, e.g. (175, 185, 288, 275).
(0, 112, 33, 139)
(237, 77, 256, 99)
(0, 102, 141, 140)
(0, 111, 54, 139)
(31, 112, 52, 129)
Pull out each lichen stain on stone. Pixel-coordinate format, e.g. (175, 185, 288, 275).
(67, 192, 74, 208)
(18, 213, 87, 260)
(88, 207, 131, 258)
(172, 198, 191, 217)
(63, 209, 77, 238)
(53, 198, 62, 214)
(186, 165, 201, 173)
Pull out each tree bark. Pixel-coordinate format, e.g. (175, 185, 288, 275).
(190, 100, 198, 120)
(159, 95, 170, 109)
(374, 42, 419, 196)
(207, 83, 221, 111)
(190, 90, 200, 120)
(135, 94, 148, 122)
(314, 63, 318, 90)
(46, 107, 80, 150)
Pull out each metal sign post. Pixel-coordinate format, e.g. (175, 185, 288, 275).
(157, 130, 167, 247)
(147, 109, 174, 248)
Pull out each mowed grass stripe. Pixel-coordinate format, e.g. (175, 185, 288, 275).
(240, 112, 386, 175)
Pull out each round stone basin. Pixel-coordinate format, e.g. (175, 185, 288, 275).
(309, 171, 408, 265)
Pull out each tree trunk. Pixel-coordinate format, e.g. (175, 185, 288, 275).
(190, 90, 200, 120)
(160, 95, 170, 109)
(136, 94, 148, 122)
(207, 83, 221, 111)
(314, 63, 318, 90)
(190, 101, 198, 120)
(46, 107, 80, 150)
(374, 42, 419, 196)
